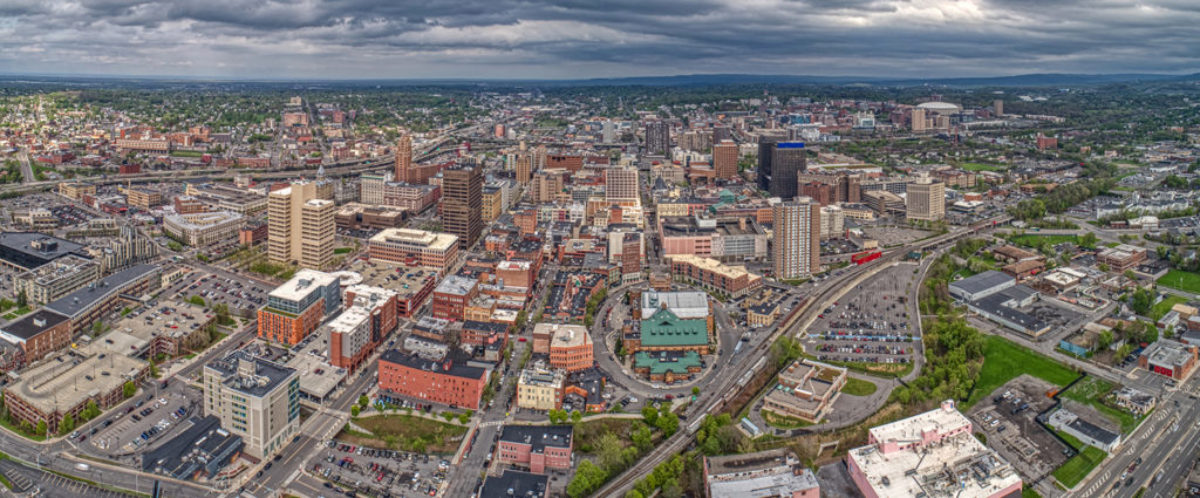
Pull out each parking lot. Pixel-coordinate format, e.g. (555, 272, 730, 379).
(179, 272, 270, 317)
(966, 376, 1069, 484)
(310, 439, 451, 498)
(87, 390, 195, 456)
(804, 264, 918, 368)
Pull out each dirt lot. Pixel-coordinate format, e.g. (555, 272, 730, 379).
(966, 375, 1071, 484)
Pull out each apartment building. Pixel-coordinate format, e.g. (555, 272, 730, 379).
(258, 270, 343, 346)
(267, 182, 335, 269)
(203, 351, 300, 459)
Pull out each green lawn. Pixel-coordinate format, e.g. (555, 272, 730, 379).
(1053, 446, 1106, 488)
(333, 247, 353, 255)
(1151, 295, 1189, 321)
(1022, 485, 1043, 498)
(762, 410, 815, 429)
(1009, 234, 1079, 248)
(1159, 270, 1200, 294)
(1061, 376, 1142, 434)
(1, 306, 31, 320)
(336, 414, 468, 454)
(961, 162, 1004, 172)
(843, 377, 878, 396)
(170, 150, 203, 157)
(965, 336, 1079, 409)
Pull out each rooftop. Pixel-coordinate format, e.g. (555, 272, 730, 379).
(435, 274, 477, 297)
(107, 299, 214, 346)
(6, 341, 148, 414)
(0, 232, 87, 268)
(345, 260, 438, 298)
(633, 351, 702, 374)
(370, 228, 458, 252)
(949, 270, 1014, 297)
(205, 350, 297, 398)
(268, 269, 339, 303)
(379, 350, 488, 381)
(479, 470, 547, 498)
(142, 415, 243, 479)
(45, 264, 160, 319)
(640, 290, 709, 320)
(667, 255, 761, 283)
(16, 254, 97, 287)
(163, 211, 243, 230)
(0, 309, 70, 342)
(499, 425, 573, 451)
(1142, 339, 1196, 369)
(706, 449, 819, 497)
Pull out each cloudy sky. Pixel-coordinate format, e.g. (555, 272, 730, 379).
(0, 0, 1198, 80)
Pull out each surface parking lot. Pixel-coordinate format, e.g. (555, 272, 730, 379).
(87, 391, 194, 455)
(966, 376, 1069, 483)
(180, 272, 270, 316)
(804, 264, 918, 367)
(311, 440, 451, 498)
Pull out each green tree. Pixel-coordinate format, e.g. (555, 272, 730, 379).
(641, 406, 659, 426)
(571, 410, 583, 424)
(358, 395, 370, 409)
(1079, 232, 1098, 249)
(350, 405, 360, 417)
(596, 432, 626, 473)
(691, 386, 700, 396)
(59, 413, 75, 436)
(36, 420, 46, 436)
(567, 460, 607, 498)
(1129, 288, 1154, 316)
(123, 381, 136, 398)
(15, 289, 26, 308)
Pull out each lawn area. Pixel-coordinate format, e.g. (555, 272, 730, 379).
(1060, 376, 1142, 434)
(1022, 485, 1043, 498)
(762, 410, 815, 429)
(960, 162, 1004, 172)
(1009, 234, 1079, 248)
(1159, 270, 1200, 294)
(815, 356, 914, 378)
(1053, 446, 1106, 488)
(964, 336, 1080, 409)
(843, 377, 878, 396)
(333, 247, 353, 255)
(170, 150, 203, 157)
(336, 414, 468, 454)
(1, 306, 31, 320)
(1151, 295, 1189, 321)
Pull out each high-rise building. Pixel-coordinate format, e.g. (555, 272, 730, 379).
(906, 177, 946, 222)
(757, 140, 807, 199)
(713, 140, 739, 180)
(394, 132, 413, 182)
(516, 152, 533, 184)
(993, 99, 1004, 116)
(443, 165, 483, 250)
(267, 182, 335, 268)
(820, 205, 844, 239)
(605, 167, 639, 205)
(713, 126, 732, 143)
(773, 198, 820, 279)
(911, 108, 927, 132)
(602, 121, 617, 143)
(645, 121, 670, 156)
(203, 351, 300, 459)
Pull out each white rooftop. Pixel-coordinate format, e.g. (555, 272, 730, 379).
(370, 228, 457, 251)
(269, 269, 338, 302)
(641, 291, 708, 320)
(868, 401, 971, 445)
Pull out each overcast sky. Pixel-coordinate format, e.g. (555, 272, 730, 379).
(1, 0, 1198, 80)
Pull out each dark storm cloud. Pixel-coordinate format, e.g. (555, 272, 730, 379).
(0, 0, 1198, 79)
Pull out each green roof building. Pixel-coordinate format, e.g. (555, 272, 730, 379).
(634, 308, 710, 352)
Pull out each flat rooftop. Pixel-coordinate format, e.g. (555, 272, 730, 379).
(268, 269, 338, 303)
(285, 338, 345, 401)
(667, 255, 760, 282)
(0, 232, 87, 267)
(45, 264, 160, 319)
(850, 431, 1021, 498)
(163, 211, 243, 229)
(0, 309, 70, 342)
(499, 425, 573, 451)
(345, 260, 437, 299)
(435, 274, 477, 297)
(641, 290, 709, 320)
(108, 299, 213, 345)
(7, 341, 148, 414)
(480, 470, 547, 498)
(949, 270, 1013, 297)
(370, 228, 458, 252)
(16, 254, 97, 287)
(379, 350, 487, 381)
(205, 350, 297, 398)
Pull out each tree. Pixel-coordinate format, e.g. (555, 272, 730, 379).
(656, 411, 679, 437)
(631, 423, 654, 453)
(458, 412, 470, 424)
(149, 358, 159, 378)
(597, 432, 626, 473)
(15, 289, 26, 308)
(350, 405, 360, 417)
(123, 381, 136, 398)
(1129, 288, 1154, 316)
(59, 413, 75, 436)
(641, 406, 659, 426)
(571, 410, 583, 424)
(567, 460, 607, 498)
(1079, 232, 1098, 249)
(691, 386, 700, 396)
(36, 420, 46, 437)
(358, 395, 370, 409)
(1098, 330, 1114, 350)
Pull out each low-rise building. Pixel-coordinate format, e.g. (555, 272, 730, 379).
(431, 275, 478, 321)
(847, 400, 1022, 498)
(0, 309, 71, 363)
(203, 351, 300, 460)
(1097, 244, 1148, 272)
(14, 254, 100, 305)
(1047, 409, 1122, 453)
(105, 299, 215, 358)
(327, 285, 398, 373)
(495, 425, 573, 474)
(164, 211, 244, 247)
(4, 341, 149, 434)
(378, 350, 489, 409)
(633, 350, 702, 384)
(668, 255, 763, 298)
(762, 359, 847, 423)
(1138, 339, 1199, 380)
(704, 449, 819, 498)
(141, 415, 243, 481)
(479, 470, 547, 498)
(516, 365, 565, 411)
(368, 228, 459, 276)
(45, 264, 161, 337)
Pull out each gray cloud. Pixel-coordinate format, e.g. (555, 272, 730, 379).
(0, 0, 1198, 79)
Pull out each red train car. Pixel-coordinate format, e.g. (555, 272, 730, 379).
(851, 250, 882, 265)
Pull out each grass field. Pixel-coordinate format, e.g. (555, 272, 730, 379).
(336, 414, 467, 454)
(1009, 234, 1079, 248)
(1053, 446, 1106, 488)
(333, 247, 353, 255)
(965, 336, 1079, 409)
(843, 377, 878, 396)
(1159, 270, 1200, 294)
(1061, 376, 1143, 433)
(1151, 295, 1189, 321)
(1022, 485, 1043, 498)
(961, 162, 1004, 172)
(762, 410, 815, 429)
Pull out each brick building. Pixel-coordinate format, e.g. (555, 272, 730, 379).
(495, 425, 573, 474)
(378, 351, 489, 410)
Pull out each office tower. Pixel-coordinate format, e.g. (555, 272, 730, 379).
(516, 152, 533, 184)
(993, 99, 1004, 116)
(394, 132, 413, 182)
(268, 181, 335, 268)
(443, 165, 483, 250)
(645, 121, 670, 156)
(820, 205, 844, 239)
(605, 166, 639, 205)
(906, 177, 946, 222)
(800, 181, 835, 206)
(911, 108, 927, 132)
(773, 198, 820, 279)
(360, 172, 392, 205)
(757, 140, 807, 199)
(203, 351, 300, 459)
(713, 140, 739, 180)
(838, 174, 862, 203)
(534, 144, 548, 171)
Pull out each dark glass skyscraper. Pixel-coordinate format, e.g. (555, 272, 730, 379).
(645, 121, 670, 156)
(757, 140, 807, 199)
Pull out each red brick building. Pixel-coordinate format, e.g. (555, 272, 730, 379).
(431, 275, 478, 321)
(495, 425, 573, 474)
(378, 351, 489, 410)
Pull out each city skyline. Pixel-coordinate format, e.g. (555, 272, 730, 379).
(1, 0, 1199, 79)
